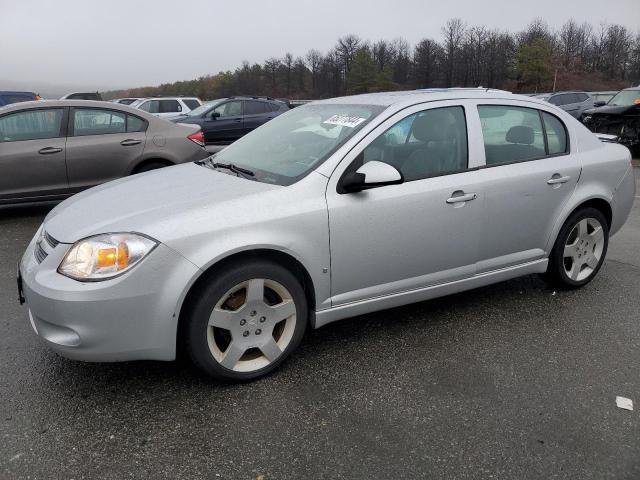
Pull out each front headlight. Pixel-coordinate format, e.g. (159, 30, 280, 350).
(58, 233, 157, 281)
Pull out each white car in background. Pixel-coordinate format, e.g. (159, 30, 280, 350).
(130, 97, 203, 118)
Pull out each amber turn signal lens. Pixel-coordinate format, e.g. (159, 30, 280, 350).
(117, 242, 129, 269)
(96, 248, 117, 268)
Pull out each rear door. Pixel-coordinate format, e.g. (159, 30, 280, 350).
(64, 108, 146, 192)
(0, 107, 69, 202)
(202, 100, 244, 144)
(473, 102, 580, 272)
(242, 100, 270, 134)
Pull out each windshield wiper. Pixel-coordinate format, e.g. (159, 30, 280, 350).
(212, 162, 255, 177)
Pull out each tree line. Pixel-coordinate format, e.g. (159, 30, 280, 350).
(105, 18, 640, 101)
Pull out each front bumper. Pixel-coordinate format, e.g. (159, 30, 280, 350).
(19, 229, 199, 362)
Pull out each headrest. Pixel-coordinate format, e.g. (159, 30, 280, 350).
(506, 125, 534, 145)
(411, 110, 454, 142)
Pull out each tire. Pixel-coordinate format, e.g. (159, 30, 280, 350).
(545, 207, 609, 289)
(184, 259, 308, 381)
(133, 161, 169, 173)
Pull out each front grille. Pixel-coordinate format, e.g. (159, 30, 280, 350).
(34, 230, 60, 264)
(34, 242, 48, 263)
(44, 231, 59, 248)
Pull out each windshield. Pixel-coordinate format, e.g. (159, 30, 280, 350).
(186, 100, 223, 117)
(608, 90, 640, 107)
(206, 103, 385, 185)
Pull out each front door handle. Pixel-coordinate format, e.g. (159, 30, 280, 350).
(38, 147, 62, 155)
(120, 139, 142, 146)
(446, 191, 477, 204)
(547, 174, 571, 185)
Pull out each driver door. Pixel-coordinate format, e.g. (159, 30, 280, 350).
(325, 101, 484, 306)
(203, 100, 244, 145)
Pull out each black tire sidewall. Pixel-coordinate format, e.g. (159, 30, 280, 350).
(186, 259, 308, 381)
(549, 207, 609, 288)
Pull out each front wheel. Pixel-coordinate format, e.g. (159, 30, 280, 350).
(545, 207, 609, 289)
(184, 259, 308, 381)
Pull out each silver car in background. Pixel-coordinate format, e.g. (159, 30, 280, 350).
(0, 100, 208, 205)
(19, 89, 635, 381)
(535, 91, 595, 118)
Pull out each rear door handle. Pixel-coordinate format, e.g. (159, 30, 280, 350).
(120, 139, 142, 146)
(446, 191, 477, 204)
(547, 174, 571, 185)
(38, 147, 62, 155)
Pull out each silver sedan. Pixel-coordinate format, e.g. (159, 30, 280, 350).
(19, 89, 636, 381)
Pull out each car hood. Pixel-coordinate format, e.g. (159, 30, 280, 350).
(583, 104, 636, 116)
(44, 163, 279, 244)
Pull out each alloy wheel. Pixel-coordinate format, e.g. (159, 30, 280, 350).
(207, 278, 297, 372)
(562, 217, 605, 282)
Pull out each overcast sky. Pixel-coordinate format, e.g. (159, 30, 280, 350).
(1, 0, 638, 92)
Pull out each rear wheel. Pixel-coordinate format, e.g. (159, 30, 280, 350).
(185, 259, 307, 381)
(545, 207, 609, 289)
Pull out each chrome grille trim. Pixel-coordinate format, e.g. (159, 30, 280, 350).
(34, 242, 48, 263)
(44, 231, 60, 248)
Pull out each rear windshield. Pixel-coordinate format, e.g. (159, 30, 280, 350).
(206, 103, 385, 185)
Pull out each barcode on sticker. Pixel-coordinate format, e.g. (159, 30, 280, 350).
(323, 115, 366, 128)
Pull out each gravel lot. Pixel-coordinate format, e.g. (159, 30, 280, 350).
(1, 168, 638, 480)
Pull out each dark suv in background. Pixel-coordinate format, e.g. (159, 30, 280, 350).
(0, 91, 40, 107)
(170, 96, 289, 145)
(535, 91, 594, 118)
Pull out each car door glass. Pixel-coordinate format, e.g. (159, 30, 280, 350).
(359, 106, 468, 181)
(159, 100, 181, 113)
(244, 101, 264, 115)
(214, 101, 242, 117)
(140, 100, 159, 113)
(548, 95, 563, 106)
(126, 115, 147, 133)
(478, 106, 545, 165)
(0, 109, 64, 142)
(542, 112, 568, 155)
(74, 109, 126, 136)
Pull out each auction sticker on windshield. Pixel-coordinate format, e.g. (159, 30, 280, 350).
(323, 115, 366, 128)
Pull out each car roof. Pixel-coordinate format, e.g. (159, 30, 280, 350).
(0, 99, 158, 117)
(136, 96, 200, 100)
(312, 88, 548, 108)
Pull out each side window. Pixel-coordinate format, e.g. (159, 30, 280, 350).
(139, 100, 159, 113)
(244, 101, 264, 115)
(73, 109, 126, 136)
(478, 106, 545, 165)
(267, 102, 281, 112)
(542, 112, 568, 155)
(213, 100, 243, 117)
(159, 100, 181, 113)
(0, 109, 64, 142)
(126, 115, 147, 133)
(576, 93, 588, 103)
(548, 95, 562, 106)
(360, 106, 468, 181)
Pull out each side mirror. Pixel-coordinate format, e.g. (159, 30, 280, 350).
(209, 111, 220, 119)
(593, 100, 606, 107)
(340, 161, 404, 193)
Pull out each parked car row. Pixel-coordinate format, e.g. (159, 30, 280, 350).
(0, 100, 208, 204)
